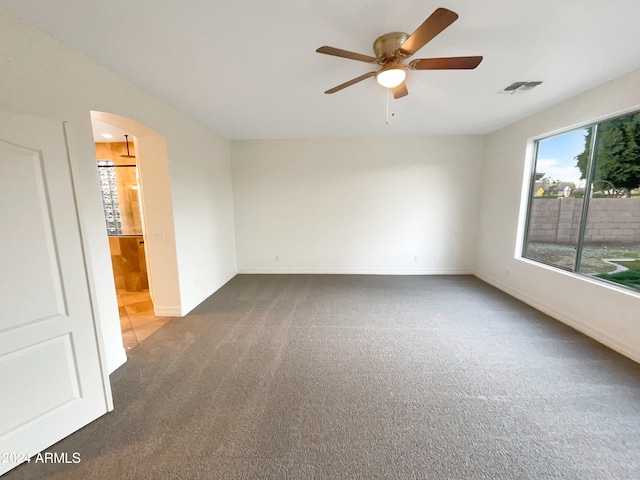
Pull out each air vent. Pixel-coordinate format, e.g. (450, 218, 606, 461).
(499, 81, 543, 94)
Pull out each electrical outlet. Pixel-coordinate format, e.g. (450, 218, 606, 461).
(414, 256, 418, 262)
(275, 255, 279, 262)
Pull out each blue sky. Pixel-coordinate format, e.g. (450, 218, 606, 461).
(536, 128, 589, 184)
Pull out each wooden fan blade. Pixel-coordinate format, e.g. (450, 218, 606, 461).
(409, 56, 483, 70)
(316, 46, 378, 63)
(393, 82, 408, 99)
(398, 8, 458, 57)
(324, 72, 377, 94)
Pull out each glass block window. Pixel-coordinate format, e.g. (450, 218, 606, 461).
(98, 160, 122, 235)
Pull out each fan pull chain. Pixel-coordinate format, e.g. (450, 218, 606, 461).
(386, 88, 390, 125)
(385, 89, 396, 125)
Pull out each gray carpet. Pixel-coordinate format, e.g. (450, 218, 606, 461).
(6, 275, 640, 479)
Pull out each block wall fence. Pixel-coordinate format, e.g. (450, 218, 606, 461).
(528, 198, 640, 245)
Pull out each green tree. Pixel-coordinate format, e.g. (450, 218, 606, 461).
(575, 112, 640, 194)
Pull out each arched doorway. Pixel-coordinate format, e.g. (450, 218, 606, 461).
(90, 111, 181, 351)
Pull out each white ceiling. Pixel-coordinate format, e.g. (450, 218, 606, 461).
(91, 119, 130, 143)
(3, 0, 640, 139)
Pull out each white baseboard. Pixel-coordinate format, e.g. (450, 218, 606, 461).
(473, 270, 640, 364)
(153, 306, 183, 317)
(238, 267, 473, 275)
(179, 270, 238, 316)
(107, 346, 127, 375)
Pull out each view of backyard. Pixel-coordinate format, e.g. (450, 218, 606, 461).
(524, 111, 640, 293)
(526, 243, 640, 290)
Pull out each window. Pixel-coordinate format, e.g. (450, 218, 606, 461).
(523, 111, 640, 293)
(97, 160, 143, 236)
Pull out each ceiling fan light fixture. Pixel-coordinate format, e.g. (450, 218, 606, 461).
(376, 63, 407, 89)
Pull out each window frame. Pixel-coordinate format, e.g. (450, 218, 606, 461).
(521, 109, 640, 294)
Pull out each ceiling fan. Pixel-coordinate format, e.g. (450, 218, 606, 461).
(316, 7, 482, 99)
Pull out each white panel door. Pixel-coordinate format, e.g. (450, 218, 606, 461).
(0, 112, 111, 475)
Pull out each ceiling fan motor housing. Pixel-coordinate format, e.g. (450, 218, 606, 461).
(373, 32, 409, 62)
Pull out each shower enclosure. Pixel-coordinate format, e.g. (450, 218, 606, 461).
(97, 159, 148, 292)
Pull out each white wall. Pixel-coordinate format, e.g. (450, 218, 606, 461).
(232, 136, 483, 274)
(166, 125, 237, 314)
(0, 9, 237, 373)
(133, 134, 182, 315)
(476, 68, 640, 362)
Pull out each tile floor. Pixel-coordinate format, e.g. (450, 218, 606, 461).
(117, 290, 172, 351)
